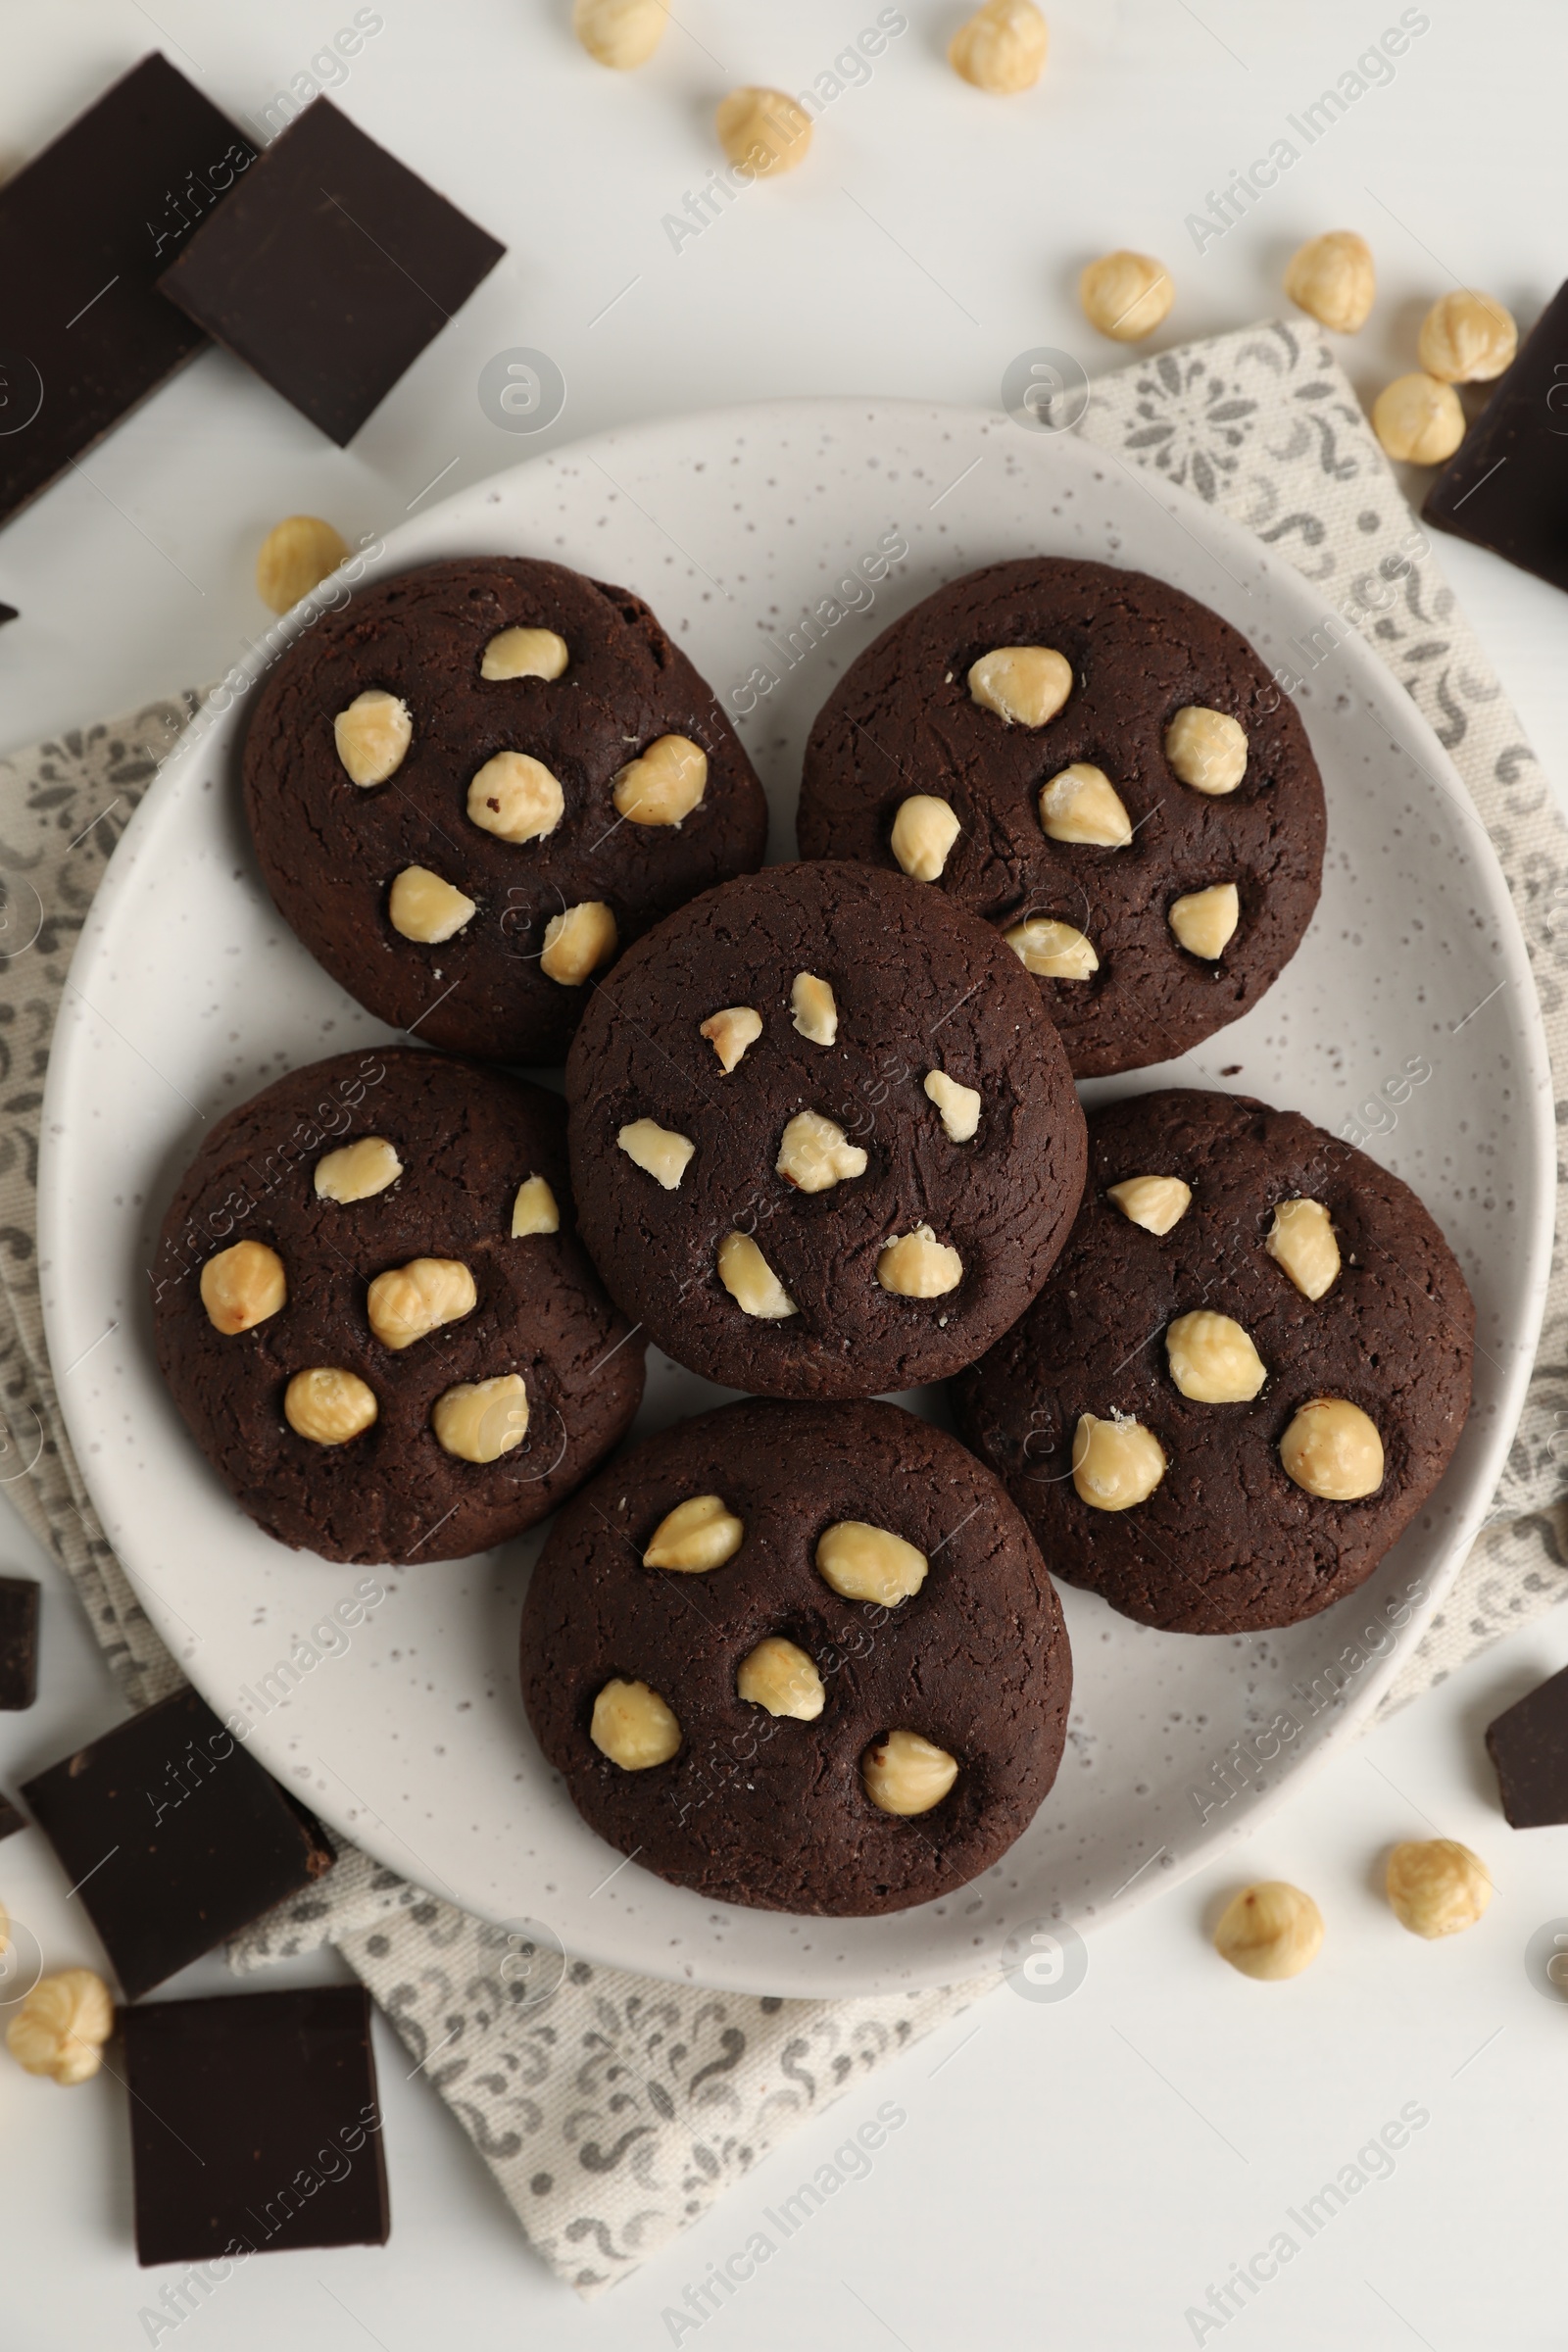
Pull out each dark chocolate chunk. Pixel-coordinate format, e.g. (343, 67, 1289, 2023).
(1485, 1664, 1568, 1827)
(0, 1574, 39, 1708)
(1424, 281, 1568, 594)
(0, 1789, 25, 1840)
(0, 55, 255, 527)
(158, 99, 505, 445)
(0, 604, 17, 628)
(21, 1686, 334, 1999)
(123, 1985, 389, 2266)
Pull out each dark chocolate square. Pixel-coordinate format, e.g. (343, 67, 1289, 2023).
(157, 98, 505, 445)
(0, 54, 256, 526)
(1485, 1663, 1568, 1827)
(1423, 280, 1568, 594)
(0, 1788, 25, 1840)
(0, 1574, 38, 1707)
(123, 1984, 389, 2266)
(21, 1686, 334, 1999)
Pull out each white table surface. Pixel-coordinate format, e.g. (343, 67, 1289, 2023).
(4, 2, 1568, 2344)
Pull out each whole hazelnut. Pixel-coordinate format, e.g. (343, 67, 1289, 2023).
(1385, 1839, 1492, 1939)
(1371, 373, 1465, 466)
(1283, 230, 1375, 334)
(1213, 1882, 1323, 1981)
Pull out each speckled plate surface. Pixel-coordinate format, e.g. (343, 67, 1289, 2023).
(38, 400, 1553, 1996)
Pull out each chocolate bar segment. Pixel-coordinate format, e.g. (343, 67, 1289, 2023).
(1423, 280, 1568, 594)
(0, 1573, 38, 1708)
(0, 1788, 25, 1840)
(1485, 1662, 1568, 1827)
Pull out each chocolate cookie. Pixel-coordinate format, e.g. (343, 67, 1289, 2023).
(519, 1398, 1072, 1915)
(954, 1089, 1474, 1634)
(564, 860, 1087, 1398)
(241, 558, 767, 1063)
(798, 557, 1326, 1079)
(152, 1048, 644, 1563)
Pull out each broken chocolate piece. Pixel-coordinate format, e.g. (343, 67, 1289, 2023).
(1424, 280, 1568, 594)
(1485, 1663, 1568, 1827)
(0, 1574, 38, 1709)
(0, 1788, 25, 1840)
(21, 1685, 333, 1998)
(0, 605, 18, 628)
(123, 1984, 389, 2266)
(158, 98, 505, 445)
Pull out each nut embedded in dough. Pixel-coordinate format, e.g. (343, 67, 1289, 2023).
(643, 1493, 745, 1572)
(334, 689, 413, 787)
(717, 1231, 798, 1319)
(967, 645, 1072, 727)
(431, 1372, 530, 1463)
(861, 1729, 959, 1815)
(200, 1239, 286, 1335)
(816, 1519, 928, 1605)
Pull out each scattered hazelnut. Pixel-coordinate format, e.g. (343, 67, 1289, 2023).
(717, 1231, 798, 1319)
(1279, 1397, 1384, 1499)
(715, 86, 812, 177)
(1168, 882, 1240, 960)
(541, 900, 617, 985)
(1071, 1412, 1166, 1510)
(701, 1004, 763, 1072)
(967, 645, 1072, 727)
(572, 0, 668, 71)
(1106, 1174, 1191, 1235)
(776, 1109, 867, 1193)
(1266, 1198, 1340, 1300)
(591, 1677, 681, 1769)
(1039, 762, 1133, 847)
(1283, 230, 1376, 334)
(200, 1239, 286, 1335)
(924, 1068, 981, 1144)
(737, 1636, 824, 1720)
(1004, 915, 1099, 979)
(315, 1136, 403, 1203)
(1371, 373, 1465, 466)
(1213, 1882, 1324, 1980)
(256, 515, 350, 615)
(1166, 1309, 1266, 1403)
(511, 1174, 561, 1237)
(861, 1729, 959, 1816)
(389, 865, 477, 945)
(334, 689, 413, 787)
(6, 1968, 114, 2084)
(791, 971, 838, 1046)
(1418, 290, 1517, 385)
(612, 734, 708, 827)
(284, 1367, 378, 1447)
(431, 1372, 530, 1462)
(948, 0, 1048, 93)
(617, 1117, 696, 1191)
(643, 1493, 745, 1572)
(1164, 706, 1248, 796)
(1385, 1838, 1492, 1939)
(1080, 250, 1174, 342)
(817, 1518, 928, 1605)
(480, 625, 569, 680)
(890, 794, 961, 882)
(367, 1256, 476, 1350)
(877, 1224, 962, 1298)
(466, 750, 564, 844)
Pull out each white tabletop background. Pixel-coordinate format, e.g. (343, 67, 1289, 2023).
(3, 2, 1567, 2345)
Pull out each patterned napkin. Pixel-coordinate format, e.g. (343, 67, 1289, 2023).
(1, 320, 1564, 2296)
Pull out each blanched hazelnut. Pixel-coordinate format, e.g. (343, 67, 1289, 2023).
(701, 1004, 762, 1072)
(876, 1224, 962, 1298)
(1372, 373, 1465, 466)
(1418, 290, 1517, 384)
(948, 0, 1048, 92)
(334, 689, 413, 787)
(737, 1636, 824, 1720)
(480, 625, 569, 680)
(201, 1239, 286, 1335)
(816, 1519, 928, 1605)
(890, 794, 961, 882)
(1166, 1309, 1266, 1404)
(466, 751, 564, 844)
(1039, 763, 1133, 847)
(862, 1729, 959, 1815)
(1385, 1838, 1492, 1938)
(284, 1367, 378, 1446)
(612, 734, 708, 827)
(541, 900, 616, 985)
(574, 0, 666, 69)
(715, 86, 812, 176)
(776, 1109, 866, 1193)
(511, 1174, 561, 1237)
(967, 645, 1072, 727)
(1107, 1175, 1191, 1235)
(1004, 915, 1099, 979)
(1071, 1412, 1166, 1510)
(367, 1256, 476, 1349)
(1283, 230, 1375, 333)
(591, 1677, 681, 1768)
(316, 1136, 403, 1203)
(1168, 882, 1239, 960)
(1280, 1398, 1384, 1499)
(1080, 250, 1174, 342)
(617, 1117, 696, 1190)
(431, 1372, 530, 1462)
(6, 1969, 115, 2084)
(1213, 1882, 1324, 1981)
(1165, 706, 1248, 796)
(389, 865, 476, 945)
(1266, 1198, 1340, 1300)
(791, 971, 838, 1046)
(643, 1493, 745, 1572)
(924, 1069, 981, 1143)
(256, 515, 349, 614)
(717, 1231, 798, 1319)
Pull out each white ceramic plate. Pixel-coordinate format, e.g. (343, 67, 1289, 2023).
(38, 400, 1553, 1996)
